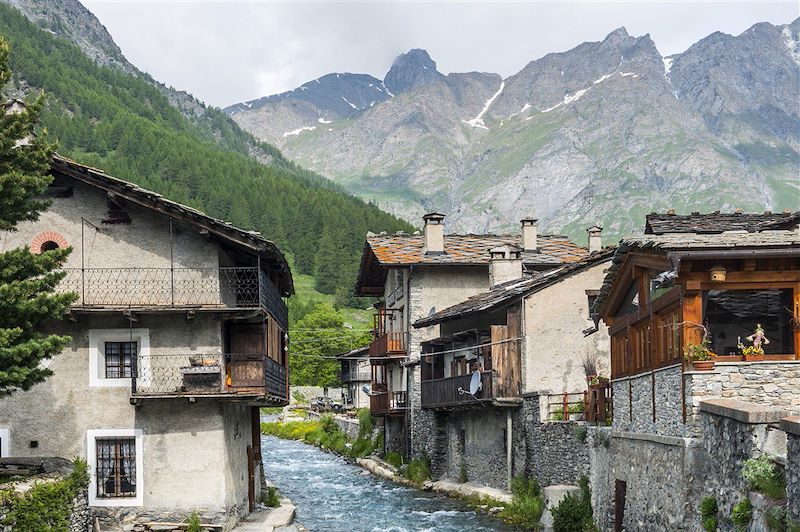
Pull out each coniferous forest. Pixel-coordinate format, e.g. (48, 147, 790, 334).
(0, 3, 413, 297)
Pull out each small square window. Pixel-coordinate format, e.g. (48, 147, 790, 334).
(96, 437, 137, 498)
(104, 342, 136, 379)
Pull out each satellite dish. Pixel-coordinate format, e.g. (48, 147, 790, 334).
(361, 384, 371, 395)
(469, 371, 482, 396)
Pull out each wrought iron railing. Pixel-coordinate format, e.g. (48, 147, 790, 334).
(369, 332, 407, 358)
(57, 267, 287, 326)
(130, 352, 287, 402)
(421, 372, 494, 409)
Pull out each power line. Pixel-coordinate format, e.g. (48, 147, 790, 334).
(287, 336, 524, 360)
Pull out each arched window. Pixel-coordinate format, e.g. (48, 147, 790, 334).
(30, 231, 68, 254)
(40, 240, 60, 252)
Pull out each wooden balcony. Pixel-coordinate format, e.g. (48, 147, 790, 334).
(420, 372, 494, 410)
(341, 370, 372, 383)
(369, 389, 408, 416)
(131, 352, 288, 404)
(369, 332, 407, 359)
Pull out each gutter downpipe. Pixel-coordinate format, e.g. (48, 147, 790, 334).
(507, 409, 512, 492)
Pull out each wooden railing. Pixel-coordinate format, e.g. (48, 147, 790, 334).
(341, 371, 371, 383)
(370, 390, 408, 415)
(421, 372, 493, 409)
(369, 332, 407, 358)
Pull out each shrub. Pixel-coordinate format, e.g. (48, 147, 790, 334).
(1, 459, 89, 531)
(569, 402, 585, 414)
(730, 498, 752, 532)
(552, 476, 594, 532)
(262, 486, 280, 508)
(573, 425, 588, 443)
(502, 476, 543, 529)
(742, 455, 786, 499)
(402, 455, 431, 484)
(699, 496, 718, 532)
(357, 408, 374, 439)
(384, 451, 404, 469)
(186, 512, 202, 532)
(764, 506, 800, 532)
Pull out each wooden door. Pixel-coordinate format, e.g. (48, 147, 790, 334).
(614, 479, 627, 531)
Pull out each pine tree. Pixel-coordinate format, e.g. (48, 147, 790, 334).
(0, 37, 76, 396)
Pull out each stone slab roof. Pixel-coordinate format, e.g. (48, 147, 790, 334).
(366, 233, 588, 266)
(645, 211, 800, 234)
(51, 154, 294, 295)
(414, 249, 614, 328)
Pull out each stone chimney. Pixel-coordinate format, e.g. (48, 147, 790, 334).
(587, 225, 603, 253)
(521, 217, 538, 252)
(489, 245, 523, 287)
(423, 212, 446, 255)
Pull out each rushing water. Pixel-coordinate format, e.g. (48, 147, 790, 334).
(260, 434, 516, 532)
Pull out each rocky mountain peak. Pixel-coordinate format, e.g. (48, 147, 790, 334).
(384, 48, 443, 94)
(603, 26, 631, 45)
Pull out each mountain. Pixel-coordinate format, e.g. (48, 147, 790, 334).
(0, 0, 414, 299)
(225, 20, 800, 240)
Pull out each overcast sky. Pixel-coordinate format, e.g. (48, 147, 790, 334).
(82, 1, 799, 109)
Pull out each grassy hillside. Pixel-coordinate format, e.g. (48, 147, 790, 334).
(0, 3, 413, 298)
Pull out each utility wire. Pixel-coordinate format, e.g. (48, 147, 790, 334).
(288, 336, 523, 360)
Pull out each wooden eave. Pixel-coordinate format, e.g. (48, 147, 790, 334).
(599, 251, 670, 319)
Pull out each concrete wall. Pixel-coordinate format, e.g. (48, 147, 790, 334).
(522, 263, 610, 394)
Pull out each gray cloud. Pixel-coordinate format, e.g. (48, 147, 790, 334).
(82, 1, 799, 108)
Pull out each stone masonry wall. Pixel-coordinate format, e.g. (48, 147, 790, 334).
(523, 394, 591, 487)
(612, 365, 684, 437)
(784, 422, 800, 520)
(587, 427, 613, 531)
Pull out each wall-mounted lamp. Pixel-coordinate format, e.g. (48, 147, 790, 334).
(710, 264, 727, 282)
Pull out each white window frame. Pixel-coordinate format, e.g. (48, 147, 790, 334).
(88, 329, 150, 387)
(87, 428, 144, 507)
(0, 427, 10, 457)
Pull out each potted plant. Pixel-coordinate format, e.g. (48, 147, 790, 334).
(685, 340, 716, 371)
(588, 374, 609, 388)
(739, 325, 768, 361)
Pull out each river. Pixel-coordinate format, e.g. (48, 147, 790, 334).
(260, 434, 516, 532)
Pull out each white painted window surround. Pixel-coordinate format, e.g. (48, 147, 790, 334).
(86, 428, 144, 507)
(0, 427, 10, 457)
(88, 329, 149, 387)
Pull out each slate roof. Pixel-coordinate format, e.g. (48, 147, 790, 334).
(644, 211, 800, 234)
(336, 346, 369, 359)
(366, 233, 588, 266)
(51, 154, 294, 295)
(413, 249, 615, 328)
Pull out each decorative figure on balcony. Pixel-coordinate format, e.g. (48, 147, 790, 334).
(738, 324, 769, 361)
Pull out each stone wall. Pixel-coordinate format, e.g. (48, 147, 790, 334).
(782, 417, 800, 520)
(586, 427, 613, 531)
(522, 394, 591, 487)
(383, 416, 407, 456)
(611, 365, 684, 437)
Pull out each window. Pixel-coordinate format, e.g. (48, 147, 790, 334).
(703, 288, 795, 356)
(88, 329, 149, 387)
(87, 429, 143, 507)
(40, 240, 59, 252)
(96, 437, 137, 498)
(104, 342, 136, 378)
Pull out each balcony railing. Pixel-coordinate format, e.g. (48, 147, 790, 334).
(130, 352, 288, 403)
(369, 390, 408, 416)
(57, 267, 288, 329)
(369, 332, 407, 358)
(421, 372, 494, 409)
(341, 371, 372, 383)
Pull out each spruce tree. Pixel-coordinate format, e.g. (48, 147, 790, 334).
(0, 37, 76, 396)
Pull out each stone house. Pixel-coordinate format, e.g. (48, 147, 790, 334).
(354, 212, 598, 463)
(0, 155, 292, 528)
(412, 246, 614, 490)
(338, 346, 371, 409)
(593, 211, 800, 530)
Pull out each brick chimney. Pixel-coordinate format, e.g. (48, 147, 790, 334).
(423, 212, 446, 255)
(521, 217, 538, 252)
(587, 225, 603, 253)
(489, 245, 523, 287)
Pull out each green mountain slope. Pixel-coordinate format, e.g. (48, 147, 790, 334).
(0, 3, 413, 296)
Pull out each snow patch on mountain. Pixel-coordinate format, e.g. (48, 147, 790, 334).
(783, 26, 800, 65)
(283, 126, 316, 137)
(539, 88, 589, 114)
(318, 117, 332, 124)
(341, 96, 359, 110)
(464, 80, 505, 129)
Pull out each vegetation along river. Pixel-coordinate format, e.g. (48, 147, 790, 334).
(260, 434, 516, 531)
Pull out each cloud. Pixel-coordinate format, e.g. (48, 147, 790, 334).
(82, 1, 798, 108)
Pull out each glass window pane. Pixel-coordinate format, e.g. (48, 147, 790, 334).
(703, 288, 794, 356)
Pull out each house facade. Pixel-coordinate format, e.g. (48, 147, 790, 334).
(355, 212, 602, 474)
(338, 346, 371, 409)
(413, 245, 613, 490)
(0, 155, 292, 528)
(594, 211, 800, 530)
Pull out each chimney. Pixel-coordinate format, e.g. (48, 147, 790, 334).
(423, 212, 446, 255)
(489, 245, 523, 287)
(587, 225, 603, 253)
(521, 217, 538, 252)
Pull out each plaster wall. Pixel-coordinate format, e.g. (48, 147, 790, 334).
(523, 263, 610, 394)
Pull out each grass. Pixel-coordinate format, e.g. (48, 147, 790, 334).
(261, 411, 379, 460)
(262, 486, 280, 508)
(401, 455, 432, 485)
(261, 407, 284, 415)
(742, 455, 786, 499)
